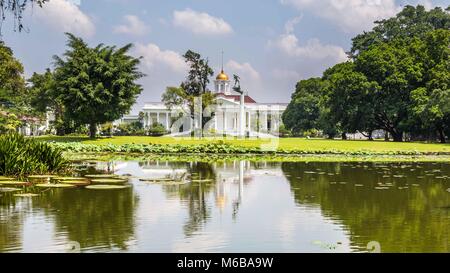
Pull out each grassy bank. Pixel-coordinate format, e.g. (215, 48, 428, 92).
(39, 136, 450, 156)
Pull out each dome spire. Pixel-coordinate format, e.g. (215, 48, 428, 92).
(216, 50, 229, 81)
(221, 50, 224, 72)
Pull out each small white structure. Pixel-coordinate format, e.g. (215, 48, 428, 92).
(136, 69, 287, 137)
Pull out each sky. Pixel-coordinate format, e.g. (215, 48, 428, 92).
(1, 0, 448, 114)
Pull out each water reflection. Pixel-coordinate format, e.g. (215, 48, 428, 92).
(0, 160, 449, 252)
(282, 162, 450, 252)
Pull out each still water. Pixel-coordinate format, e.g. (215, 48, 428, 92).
(1, 160, 449, 253)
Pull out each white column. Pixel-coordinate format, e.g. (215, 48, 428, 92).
(239, 94, 245, 138)
(248, 112, 251, 131)
(157, 112, 160, 125)
(263, 112, 268, 132)
(166, 112, 169, 130)
(223, 111, 227, 134)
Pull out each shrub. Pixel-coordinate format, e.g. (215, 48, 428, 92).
(0, 133, 69, 176)
(148, 123, 167, 137)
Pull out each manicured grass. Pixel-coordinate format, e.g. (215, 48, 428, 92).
(37, 136, 450, 154)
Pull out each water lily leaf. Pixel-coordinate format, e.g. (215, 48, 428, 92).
(28, 175, 57, 179)
(59, 180, 90, 186)
(86, 185, 130, 190)
(84, 174, 118, 178)
(14, 193, 40, 198)
(55, 177, 88, 181)
(0, 188, 22, 193)
(90, 179, 128, 184)
(0, 181, 29, 186)
(35, 184, 77, 189)
(191, 179, 214, 183)
(0, 176, 15, 181)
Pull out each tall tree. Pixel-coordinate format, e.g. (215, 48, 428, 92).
(28, 69, 75, 135)
(181, 50, 214, 97)
(0, 0, 47, 33)
(410, 29, 450, 143)
(351, 5, 450, 57)
(53, 33, 144, 138)
(282, 78, 324, 135)
(354, 37, 427, 142)
(162, 50, 215, 132)
(0, 41, 25, 106)
(323, 62, 379, 140)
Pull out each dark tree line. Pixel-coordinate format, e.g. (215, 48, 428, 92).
(283, 5, 450, 143)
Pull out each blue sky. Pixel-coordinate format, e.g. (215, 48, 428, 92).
(1, 0, 448, 113)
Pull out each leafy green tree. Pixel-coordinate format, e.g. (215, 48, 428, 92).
(181, 50, 214, 97)
(0, 41, 25, 106)
(351, 5, 450, 57)
(162, 50, 215, 132)
(354, 38, 426, 142)
(323, 62, 380, 140)
(410, 29, 450, 143)
(52, 33, 144, 138)
(282, 78, 324, 135)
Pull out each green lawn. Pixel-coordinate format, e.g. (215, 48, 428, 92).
(37, 136, 450, 153)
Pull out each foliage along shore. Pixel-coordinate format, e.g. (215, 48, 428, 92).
(51, 142, 450, 156)
(66, 152, 450, 163)
(0, 134, 69, 177)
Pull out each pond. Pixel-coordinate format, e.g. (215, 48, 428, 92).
(0, 160, 449, 253)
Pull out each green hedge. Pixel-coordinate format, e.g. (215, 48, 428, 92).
(49, 142, 441, 156)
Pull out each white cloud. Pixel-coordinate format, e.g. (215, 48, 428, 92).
(270, 34, 348, 62)
(280, 0, 400, 33)
(226, 60, 260, 80)
(269, 16, 347, 63)
(34, 0, 95, 37)
(114, 15, 150, 36)
(173, 9, 233, 36)
(134, 43, 187, 73)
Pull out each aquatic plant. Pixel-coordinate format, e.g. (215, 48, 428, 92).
(0, 133, 69, 177)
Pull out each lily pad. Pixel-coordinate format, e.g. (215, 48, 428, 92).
(0, 188, 22, 193)
(86, 185, 130, 190)
(55, 177, 87, 181)
(59, 180, 90, 186)
(140, 178, 174, 182)
(91, 179, 128, 184)
(28, 175, 57, 179)
(14, 193, 40, 198)
(84, 174, 118, 179)
(0, 176, 14, 181)
(0, 181, 29, 186)
(191, 179, 214, 183)
(35, 184, 77, 189)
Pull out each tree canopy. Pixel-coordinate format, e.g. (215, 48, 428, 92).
(0, 41, 25, 105)
(51, 33, 144, 138)
(162, 50, 215, 133)
(283, 5, 450, 143)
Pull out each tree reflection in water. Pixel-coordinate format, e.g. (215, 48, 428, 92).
(281, 162, 450, 253)
(161, 162, 217, 237)
(0, 195, 25, 252)
(38, 187, 137, 251)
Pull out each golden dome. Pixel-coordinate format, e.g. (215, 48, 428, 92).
(216, 70, 229, 81)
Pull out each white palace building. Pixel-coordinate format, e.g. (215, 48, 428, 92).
(116, 68, 288, 137)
